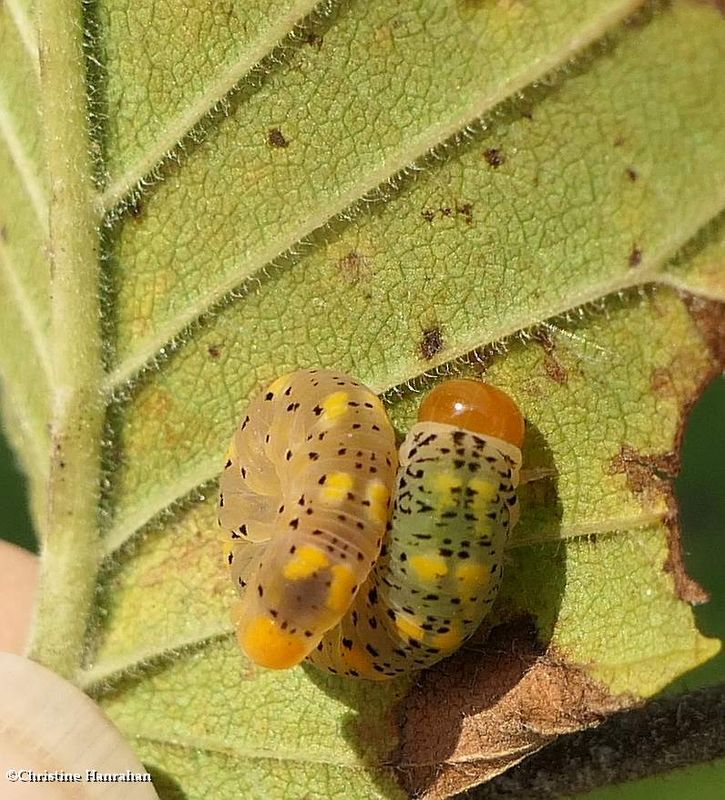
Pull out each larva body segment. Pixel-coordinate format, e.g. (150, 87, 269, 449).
(219, 369, 398, 669)
(307, 422, 521, 679)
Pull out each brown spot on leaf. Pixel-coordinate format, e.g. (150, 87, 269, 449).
(397, 621, 629, 800)
(664, 510, 710, 605)
(683, 295, 725, 367)
(456, 202, 474, 225)
(625, 167, 638, 182)
(267, 128, 289, 149)
(628, 246, 643, 267)
(608, 444, 679, 501)
(420, 327, 444, 360)
(207, 344, 222, 359)
(421, 204, 474, 224)
(613, 136, 625, 147)
(0, 225, 7, 242)
(533, 329, 568, 385)
(128, 196, 144, 219)
(484, 148, 505, 168)
(338, 250, 372, 284)
(303, 31, 324, 49)
(650, 366, 675, 396)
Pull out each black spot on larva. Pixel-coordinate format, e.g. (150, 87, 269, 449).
(365, 643, 380, 657)
(342, 637, 354, 650)
(285, 450, 292, 461)
(420, 327, 444, 360)
(257, 584, 264, 597)
(318, 475, 327, 485)
(313, 404, 323, 416)
(265, 392, 274, 401)
(267, 127, 289, 148)
(227, 552, 233, 564)
(484, 147, 505, 168)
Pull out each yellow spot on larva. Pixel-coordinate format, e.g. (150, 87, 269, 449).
(283, 545, 329, 580)
(431, 622, 464, 652)
(341, 644, 378, 677)
(433, 472, 463, 510)
(321, 472, 354, 503)
(396, 614, 426, 641)
(239, 616, 307, 669)
(409, 553, 449, 582)
(455, 562, 490, 590)
(327, 564, 357, 612)
(322, 390, 349, 420)
(266, 373, 291, 396)
(366, 481, 390, 523)
(224, 441, 237, 462)
(469, 478, 498, 510)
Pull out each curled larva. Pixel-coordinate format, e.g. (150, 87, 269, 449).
(220, 370, 524, 679)
(219, 369, 398, 669)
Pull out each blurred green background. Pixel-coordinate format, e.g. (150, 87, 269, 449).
(1, 375, 722, 799)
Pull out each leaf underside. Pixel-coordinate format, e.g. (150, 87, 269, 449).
(0, 1, 724, 799)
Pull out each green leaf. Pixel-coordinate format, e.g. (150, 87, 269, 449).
(1, 0, 724, 798)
